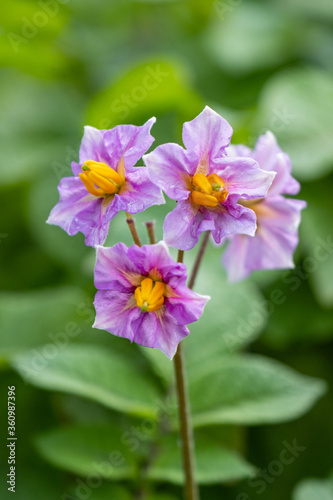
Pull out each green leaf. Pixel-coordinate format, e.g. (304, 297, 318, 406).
(254, 67, 333, 181)
(146, 433, 255, 484)
(185, 243, 267, 367)
(187, 354, 326, 427)
(300, 179, 333, 307)
(293, 476, 333, 500)
(205, 4, 296, 75)
(34, 424, 139, 480)
(11, 344, 162, 418)
(0, 287, 94, 358)
(0, 72, 82, 187)
(86, 58, 203, 129)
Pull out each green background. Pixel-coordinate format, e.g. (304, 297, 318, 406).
(1, 0, 333, 499)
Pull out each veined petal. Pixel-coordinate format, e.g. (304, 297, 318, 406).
(117, 168, 165, 213)
(223, 196, 307, 281)
(182, 106, 233, 162)
(94, 244, 142, 291)
(79, 126, 110, 166)
(46, 177, 110, 247)
(210, 205, 257, 244)
(214, 156, 275, 201)
(144, 143, 197, 200)
(163, 201, 215, 251)
(103, 117, 156, 171)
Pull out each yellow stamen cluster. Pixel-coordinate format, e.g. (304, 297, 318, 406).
(134, 277, 165, 313)
(79, 160, 124, 197)
(191, 173, 228, 207)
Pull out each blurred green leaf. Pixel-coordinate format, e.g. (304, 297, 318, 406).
(11, 344, 162, 418)
(0, 71, 82, 187)
(86, 59, 203, 129)
(35, 424, 139, 480)
(0, 287, 92, 358)
(301, 179, 333, 307)
(274, 0, 333, 22)
(146, 433, 255, 484)
(254, 67, 333, 180)
(205, 4, 296, 75)
(187, 354, 326, 427)
(293, 476, 333, 500)
(0, 0, 70, 78)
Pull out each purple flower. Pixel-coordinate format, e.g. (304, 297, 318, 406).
(93, 241, 209, 358)
(222, 132, 307, 282)
(47, 118, 165, 247)
(143, 106, 275, 250)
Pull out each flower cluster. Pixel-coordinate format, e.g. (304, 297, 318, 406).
(47, 106, 305, 357)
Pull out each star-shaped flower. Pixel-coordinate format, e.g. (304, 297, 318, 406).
(47, 118, 165, 247)
(93, 241, 209, 358)
(144, 107, 275, 250)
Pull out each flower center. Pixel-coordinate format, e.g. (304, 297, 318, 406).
(134, 277, 165, 313)
(79, 160, 124, 197)
(191, 173, 228, 207)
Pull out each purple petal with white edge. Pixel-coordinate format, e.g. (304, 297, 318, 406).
(166, 288, 210, 325)
(94, 244, 142, 292)
(253, 131, 300, 196)
(103, 117, 156, 171)
(79, 126, 110, 166)
(144, 143, 197, 200)
(93, 289, 140, 343)
(46, 176, 110, 246)
(214, 156, 275, 201)
(210, 204, 257, 243)
(117, 168, 165, 214)
(223, 196, 307, 282)
(182, 106, 233, 162)
(163, 201, 215, 251)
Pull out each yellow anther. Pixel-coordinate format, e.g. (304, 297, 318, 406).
(191, 191, 219, 207)
(190, 172, 228, 207)
(89, 171, 118, 194)
(134, 278, 165, 313)
(80, 160, 124, 197)
(192, 174, 213, 195)
(79, 173, 104, 197)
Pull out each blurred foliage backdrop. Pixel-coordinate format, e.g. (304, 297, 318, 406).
(1, 0, 333, 499)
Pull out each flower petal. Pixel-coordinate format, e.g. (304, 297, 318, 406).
(118, 168, 165, 213)
(46, 177, 110, 247)
(223, 196, 307, 281)
(182, 106, 233, 162)
(253, 131, 300, 196)
(214, 156, 275, 201)
(144, 143, 196, 200)
(79, 126, 110, 166)
(210, 204, 257, 243)
(103, 117, 156, 171)
(163, 201, 215, 250)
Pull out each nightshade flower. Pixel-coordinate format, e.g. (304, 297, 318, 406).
(93, 241, 209, 358)
(222, 132, 307, 282)
(47, 118, 165, 247)
(143, 106, 275, 250)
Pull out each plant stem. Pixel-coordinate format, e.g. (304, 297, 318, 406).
(173, 246, 208, 500)
(145, 221, 156, 244)
(174, 342, 199, 500)
(126, 213, 142, 247)
(188, 231, 210, 290)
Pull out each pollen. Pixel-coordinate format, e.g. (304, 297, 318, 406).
(191, 172, 228, 207)
(79, 160, 124, 197)
(134, 277, 165, 313)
